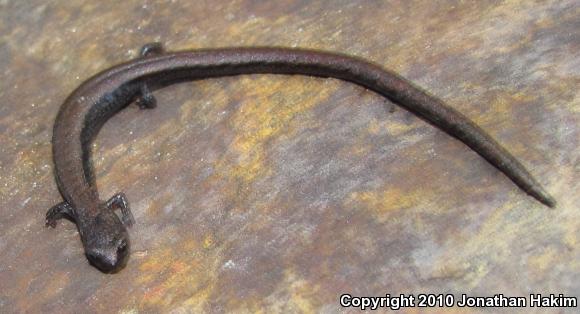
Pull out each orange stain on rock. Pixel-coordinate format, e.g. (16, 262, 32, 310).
(214, 76, 333, 186)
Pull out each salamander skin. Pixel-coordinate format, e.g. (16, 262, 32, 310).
(47, 43, 555, 273)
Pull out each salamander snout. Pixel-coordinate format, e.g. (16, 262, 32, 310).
(82, 210, 131, 273)
(85, 238, 129, 273)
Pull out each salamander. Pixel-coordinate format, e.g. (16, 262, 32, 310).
(47, 43, 555, 273)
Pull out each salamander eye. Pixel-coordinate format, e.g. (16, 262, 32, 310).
(117, 240, 128, 255)
(117, 240, 129, 265)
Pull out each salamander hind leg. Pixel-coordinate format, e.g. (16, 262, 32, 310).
(46, 202, 75, 228)
(106, 192, 135, 227)
(135, 84, 157, 109)
(139, 42, 164, 57)
(135, 42, 165, 109)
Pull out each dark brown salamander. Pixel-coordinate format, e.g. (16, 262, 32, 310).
(47, 43, 555, 273)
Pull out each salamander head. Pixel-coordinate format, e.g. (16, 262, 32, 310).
(81, 210, 130, 273)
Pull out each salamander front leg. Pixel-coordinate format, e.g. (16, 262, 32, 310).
(46, 201, 75, 228)
(135, 42, 165, 109)
(106, 192, 135, 227)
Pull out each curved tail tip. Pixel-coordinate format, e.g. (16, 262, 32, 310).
(531, 186, 557, 208)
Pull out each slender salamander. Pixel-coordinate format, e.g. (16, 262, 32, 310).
(47, 43, 555, 273)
